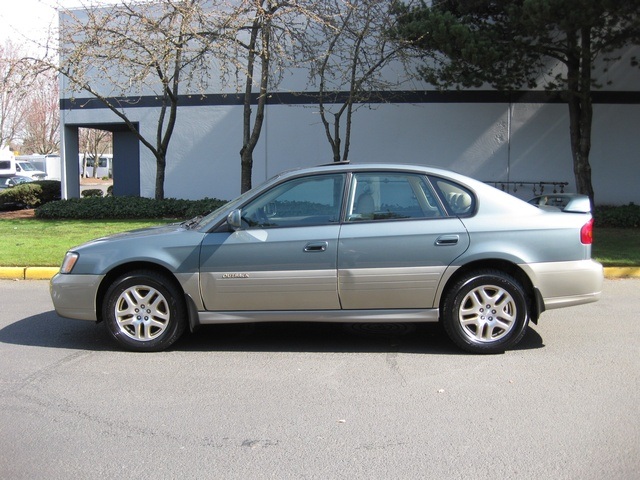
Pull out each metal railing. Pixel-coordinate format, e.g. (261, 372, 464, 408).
(484, 181, 569, 196)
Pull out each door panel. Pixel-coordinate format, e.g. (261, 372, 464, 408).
(200, 226, 341, 311)
(199, 173, 346, 311)
(338, 219, 469, 309)
(338, 172, 469, 309)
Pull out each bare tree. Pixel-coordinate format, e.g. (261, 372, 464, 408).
(306, 0, 412, 162)
(56, 0, 218, 199)
(0, 41, 34, 149)
(213, 0, 320, 192)
(20, 69, 60, 154)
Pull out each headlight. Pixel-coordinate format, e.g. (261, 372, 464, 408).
(60, 252, 79, 274)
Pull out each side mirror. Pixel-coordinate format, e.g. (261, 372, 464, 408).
(227, 209, 243, 231)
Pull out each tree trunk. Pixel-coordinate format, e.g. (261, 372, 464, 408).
(567, 95, 594, 206)
(565, 27, 595, 210)
(155, 151, 166, 200)
(240, 9, 270, 193)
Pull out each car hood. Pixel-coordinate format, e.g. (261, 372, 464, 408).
(83, 223, 187, 245)
(69, 223, 206, 275)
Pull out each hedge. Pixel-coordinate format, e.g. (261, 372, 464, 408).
(35, 196, 227, 220)
(13, 187, 639, 228)
(594, 203, 640, 228)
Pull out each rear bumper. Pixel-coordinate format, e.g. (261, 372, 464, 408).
(521, 259, 603, 310)
(50, 273, 104, 321)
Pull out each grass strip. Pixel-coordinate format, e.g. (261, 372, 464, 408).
(0, 218, 173, 267)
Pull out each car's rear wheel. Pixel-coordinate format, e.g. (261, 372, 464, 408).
(103, 270, 187, 352)
(442, 270, 529, 354)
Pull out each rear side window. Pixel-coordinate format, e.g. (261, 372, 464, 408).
(347, 172, 445, 222)
(432, 177, 476, 216)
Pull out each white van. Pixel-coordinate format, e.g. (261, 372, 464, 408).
(0, 148, 47, 180)
(0, 147, 15, 175)
(16, 154, 60, 180)
(15, 160, 47, 180)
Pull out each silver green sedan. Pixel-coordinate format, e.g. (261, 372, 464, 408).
(50, 163, 603, 353)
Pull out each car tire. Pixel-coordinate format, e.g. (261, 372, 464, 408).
(442, 270, 529, 354)
(102, 270, 187, 352)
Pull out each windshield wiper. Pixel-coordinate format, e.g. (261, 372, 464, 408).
(182, 215, 203, 229)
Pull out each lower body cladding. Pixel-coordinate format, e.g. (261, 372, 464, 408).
(190, 307, 440, 329)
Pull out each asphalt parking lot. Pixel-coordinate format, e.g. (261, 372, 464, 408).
(1, 279, 639, 479)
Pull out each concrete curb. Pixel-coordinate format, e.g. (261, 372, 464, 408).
(0, 267, 60, 280)
(0, 266, 638, 281)
(602, 267, 640, 279)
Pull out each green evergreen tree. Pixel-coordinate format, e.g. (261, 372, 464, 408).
(393, 0, 640, 207)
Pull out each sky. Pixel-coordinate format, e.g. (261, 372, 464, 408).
(0, 0, 59, 46)
(0, 1, 119, 49)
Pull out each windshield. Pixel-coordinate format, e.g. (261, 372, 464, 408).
(18, 162, 37, 171)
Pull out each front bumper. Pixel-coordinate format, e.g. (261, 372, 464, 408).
(50, 273, 104, 321)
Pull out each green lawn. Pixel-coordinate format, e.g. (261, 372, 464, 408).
(592, 228, 640, 267)
(0, 218, 173, 267)
(0, 218, 637, 267)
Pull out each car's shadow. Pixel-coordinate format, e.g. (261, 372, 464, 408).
(0, 311, 114, 351)
(0, 311, 545, 355)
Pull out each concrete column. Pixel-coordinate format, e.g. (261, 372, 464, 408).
(61, 126, 80, 199)
(112, 129, 140, 197)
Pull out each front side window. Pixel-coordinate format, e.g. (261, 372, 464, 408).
(346, 172, 445, 222)
(241, 173, 345, 228)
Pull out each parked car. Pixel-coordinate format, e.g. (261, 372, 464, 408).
(0, 176, 35, 210)
(528, 193, 591, 212)
(50, 163, 603, 353)
(0, 175, 33, 189)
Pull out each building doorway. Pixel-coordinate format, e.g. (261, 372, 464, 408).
(79, 128, 113, 197)
(62, 123, 140, 198)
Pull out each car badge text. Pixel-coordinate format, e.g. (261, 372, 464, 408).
(222, 273, 250, 279)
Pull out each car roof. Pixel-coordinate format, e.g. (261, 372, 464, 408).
(283, 161, 472, 180)
(278, 162, 493, 193)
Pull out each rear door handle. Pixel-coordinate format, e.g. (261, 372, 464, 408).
(436, 235, 459, 246)
(304, 241, 328, 252)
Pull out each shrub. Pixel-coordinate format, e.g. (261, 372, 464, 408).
(35, 196, 227, 220)
(81, 189, 104, 198)
(0, 183, 41, 209)
(0, 180, 61, 210)
(33, 180, 62, 205)
(595, 203, 640, 228)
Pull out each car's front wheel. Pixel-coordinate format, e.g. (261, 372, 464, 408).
(442, 270, 530, 354)
(102, 270, 187, 352)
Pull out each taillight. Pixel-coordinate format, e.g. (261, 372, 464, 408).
(580, 218, 594, 244)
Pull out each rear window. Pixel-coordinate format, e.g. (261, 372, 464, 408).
(347, 172, 445, 222)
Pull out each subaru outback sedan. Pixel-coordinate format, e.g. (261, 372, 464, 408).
(50, 163, 603, 354)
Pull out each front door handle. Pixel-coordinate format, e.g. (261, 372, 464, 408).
(304, 241, 328, 252)
(436, 235, 459, 246)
